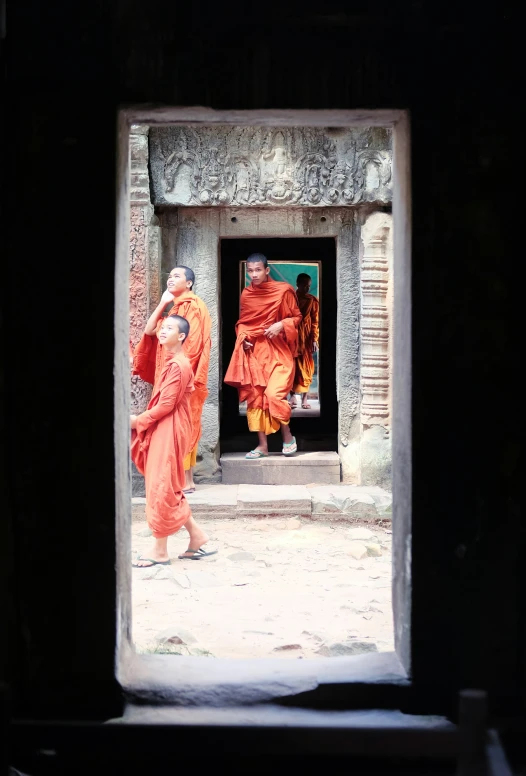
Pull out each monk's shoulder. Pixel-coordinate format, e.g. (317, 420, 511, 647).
(178, 351, 192, 371)
(274, 281, 296, 296)
(169, 353, 192, 382)
(239, 286, 251, 306)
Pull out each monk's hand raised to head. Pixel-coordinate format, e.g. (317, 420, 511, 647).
(130, 415, 138, 430)
(264, 321, 284, 339)
(161, 289, 175, 305)
(243, 339, 253, 351)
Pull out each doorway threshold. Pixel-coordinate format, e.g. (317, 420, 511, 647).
(221, 451, 340, 485)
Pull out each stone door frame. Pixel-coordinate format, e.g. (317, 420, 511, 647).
(116, 108, 412, 682)
(164, 206, 392, 485)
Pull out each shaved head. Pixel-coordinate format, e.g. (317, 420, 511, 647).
(246, 252, 268, 268)
(167, 314, 190, 341)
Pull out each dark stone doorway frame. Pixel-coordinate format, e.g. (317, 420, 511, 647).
(220, 236, 338, 454)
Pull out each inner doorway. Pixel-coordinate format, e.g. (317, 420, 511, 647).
(220, 237, 337, 454)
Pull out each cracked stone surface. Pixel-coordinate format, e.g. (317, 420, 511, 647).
(132, 516, 394, 659)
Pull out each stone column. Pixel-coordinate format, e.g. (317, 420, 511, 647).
(336, 211, 362, 483)
(175, 209, 221, 483)
(129, 124, 161, 415)
(359, 211, 393, 488)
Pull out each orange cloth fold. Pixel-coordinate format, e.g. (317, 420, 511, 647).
(224, 280, 301, 431)
(132, 292, 212, 465)
(131, 352, 195, 539)
(183, 444, 198, 470)
(293, 293, 320, 393)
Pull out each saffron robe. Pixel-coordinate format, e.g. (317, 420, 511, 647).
(131, 351, 194, 538)
(293, 293, 320, 393)
(132, 292, 212, 468)
(224, 279, 301, 433)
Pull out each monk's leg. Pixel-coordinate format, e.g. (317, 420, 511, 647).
(301, 390, 311, 409)
(265, 362, 294, 438)
(180, 514, 210, 556)
(184, 469, 195, 490)
(133, 536, 169, 566)
(280, 422, 294, 444)
(255, 430, 268, 453)
(183, 446, 198, 491)
(246, 386, 273, 455)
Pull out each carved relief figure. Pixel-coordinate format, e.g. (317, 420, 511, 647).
(155, 127, 392, 206)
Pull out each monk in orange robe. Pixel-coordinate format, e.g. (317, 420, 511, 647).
(224, 253, 302, 458)
(290, 273, 320, 410)
(132, 266, 212, 493)
(131, 315, 216, 566)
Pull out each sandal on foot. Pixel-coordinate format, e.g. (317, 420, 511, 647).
(245, 449, 269, 459)
(282, 436, 298, 456)
(183, 487, 196, 494)
(133, 556, 171, 568)
(178, 547, 218, 560)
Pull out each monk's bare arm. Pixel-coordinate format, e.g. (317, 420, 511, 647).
(144, 290, 175, 336)
(135, 365, 182, 431)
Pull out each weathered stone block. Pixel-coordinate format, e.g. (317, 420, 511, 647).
(347, 542, 369, 560)
(185, 484, 238, 518)
(237, 484, 311, 517)
(309, 484, 391, 521)
(220, 452, 340, 486)
(155, 627, 197, 645)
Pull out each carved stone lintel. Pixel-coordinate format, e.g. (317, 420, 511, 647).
(149, 126, 392, 208)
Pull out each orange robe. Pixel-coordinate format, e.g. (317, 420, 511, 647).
(131, 351, 194, 538)
(132, 292, 212, 469)
(224, 279, 301, 434)
(293, 293, 320, 394)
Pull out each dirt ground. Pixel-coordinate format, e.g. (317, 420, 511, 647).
(131, 517, 394, 659)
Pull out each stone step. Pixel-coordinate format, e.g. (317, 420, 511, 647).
(132, 483, 392, 523)
(220, 451, 341, 485)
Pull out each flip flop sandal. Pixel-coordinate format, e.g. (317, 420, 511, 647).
(178, 547, 218, 560)
(282, 436, 298, 456)
(245, 450, 269, 459)
(132, 556, 171, 568)
(183, 487, 196, 494)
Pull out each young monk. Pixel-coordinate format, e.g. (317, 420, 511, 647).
(289, 273, 320, 410)
(131, 314, 216, 566)
(224, 253, 302, 459)
(132, 266, 212, 493)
